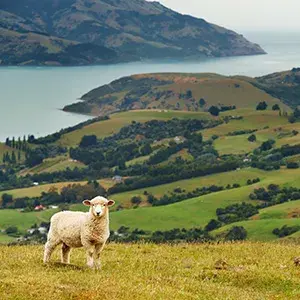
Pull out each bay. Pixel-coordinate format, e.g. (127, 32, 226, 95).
(0, 31, 299, 142)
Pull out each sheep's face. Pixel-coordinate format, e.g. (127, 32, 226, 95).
(83, 196, 115, 218)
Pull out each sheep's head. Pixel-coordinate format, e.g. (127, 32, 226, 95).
(83, 196, 115, 218)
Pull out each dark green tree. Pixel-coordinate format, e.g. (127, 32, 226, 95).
(208, 106, 220, 116)
(225, 226, 247, 241)
(256, 101, 268, 111)
(272, 104, 280, 111)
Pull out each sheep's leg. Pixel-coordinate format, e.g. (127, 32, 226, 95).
(43, 239, 61, 263)
(93, 244, 104, 270)
(61, 243, 71, 264)
(84, 244, 95, 268)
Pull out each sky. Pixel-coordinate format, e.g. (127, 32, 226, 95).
(149, 0, 300, 31)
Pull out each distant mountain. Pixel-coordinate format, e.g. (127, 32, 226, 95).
(0, 0, 265, 66)
(63, 71, 291, 115)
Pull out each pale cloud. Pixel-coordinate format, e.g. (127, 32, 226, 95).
(148, 0, 300, 31)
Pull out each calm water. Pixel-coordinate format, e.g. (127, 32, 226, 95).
(0, 31, 299, 142)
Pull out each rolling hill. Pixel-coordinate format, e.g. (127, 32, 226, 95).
(0, 0, 265, 65)
(63, 71, 292, 116)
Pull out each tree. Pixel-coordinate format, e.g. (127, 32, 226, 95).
(5, 137, 10, 146)
(287, 162, 299, 169)
(260, 139, 275, 151)
(199, 98, 206, 107)
(186, 90, 193, 98)
(1, 193, 13, 208)
(248, 134, 256, 142)
(272, 104, 280, 111)
(140, 143, 152, 156)
(80, 135, 97, 148)
(12, 137, 15, 148)
(11, 151, 16, 164)
(18, 151, 21, 161)
(256, 101, 268, 111)
(131, 196, 142, 205)
(5, 226, 18, 235)
(205, 219, 222, 232)
(208, 106, 220, 116)
(225, 226, 247, 241)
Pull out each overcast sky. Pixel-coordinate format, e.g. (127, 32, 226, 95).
(149, 0, 300, 31)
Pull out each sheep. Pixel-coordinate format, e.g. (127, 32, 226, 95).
(43, 196, 115, 269)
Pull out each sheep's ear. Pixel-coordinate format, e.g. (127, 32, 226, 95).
(107, 200, 115, 207)
(83, 200, 91, 206)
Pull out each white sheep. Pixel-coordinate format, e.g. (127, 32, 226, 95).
(43, 196, 115, 269)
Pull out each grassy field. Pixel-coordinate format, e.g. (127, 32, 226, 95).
(57, 110, 211, 147)
(2, 168, 300, 236)
(0, 178, 115, 200)
(201, 110, 293, 155)
(213, 219, 300, 242)
(20, 156, 86, 175)
(1, 243, 300, 299)
(254, 200, 300, 220)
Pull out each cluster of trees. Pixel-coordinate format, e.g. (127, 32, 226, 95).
(272, 225, 300, 238)
(2, 151, 22, 165)
(109, 225, 247, 243)
(251, 143, 300, 171)
(216, 202, 258, 224)
(288, 108, 300, 124)
(256, 101, 268, 111)
(228, 129, 257, 136)
(109, 158, 240, 195)
(25, 145, 67, 167)
(144, 183, 241, 207)
(249, 184, 300, 207)
(0, 181, 105, 209)
(5, 136, 28, 151)
(70, 118, 221, 170)
(208, 105, 236, 116)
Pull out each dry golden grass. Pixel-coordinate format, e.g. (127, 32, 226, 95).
(1, 243, 300, 299)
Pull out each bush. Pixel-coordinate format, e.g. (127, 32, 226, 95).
(205, 219, 222, 232)
(256, 101, 268, 111)
(131, 196, 142, 205)
(272, 104, 280, 111)
(208, 106, 220, 116)
(79, 135, 97, 148)
(225, 226, 247, 241)
(287, 162, 299, 169)
(272, 225, 300, 238)
(248, 134, 256, 142)
(5, 226, 18, 235)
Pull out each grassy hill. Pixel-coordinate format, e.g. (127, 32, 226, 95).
(3, 168, 300, 239)
(57, 110, 211, 147)
(1, 243, 300, 300)
(63, 73, 286, 116)
(0, 0, 264, 66)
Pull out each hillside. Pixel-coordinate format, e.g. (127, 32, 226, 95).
(1, 243, 300, 300)
(0, 0, 265, 65)
(63, 72, 288, 115)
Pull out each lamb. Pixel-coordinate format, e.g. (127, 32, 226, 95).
(43, 196, 115, 269)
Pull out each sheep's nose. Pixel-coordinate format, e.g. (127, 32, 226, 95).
(96, 212, 100, 216)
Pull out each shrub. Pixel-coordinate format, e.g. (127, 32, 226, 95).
(287, 162, 299, 169)
(272, 225, 300, 238)
(225, 226, 247, 241)
(205, 219, 222, 232)
(248, 134, 257, 142)
(256, 101, 268, 111)
(208, 106, 220, 116)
